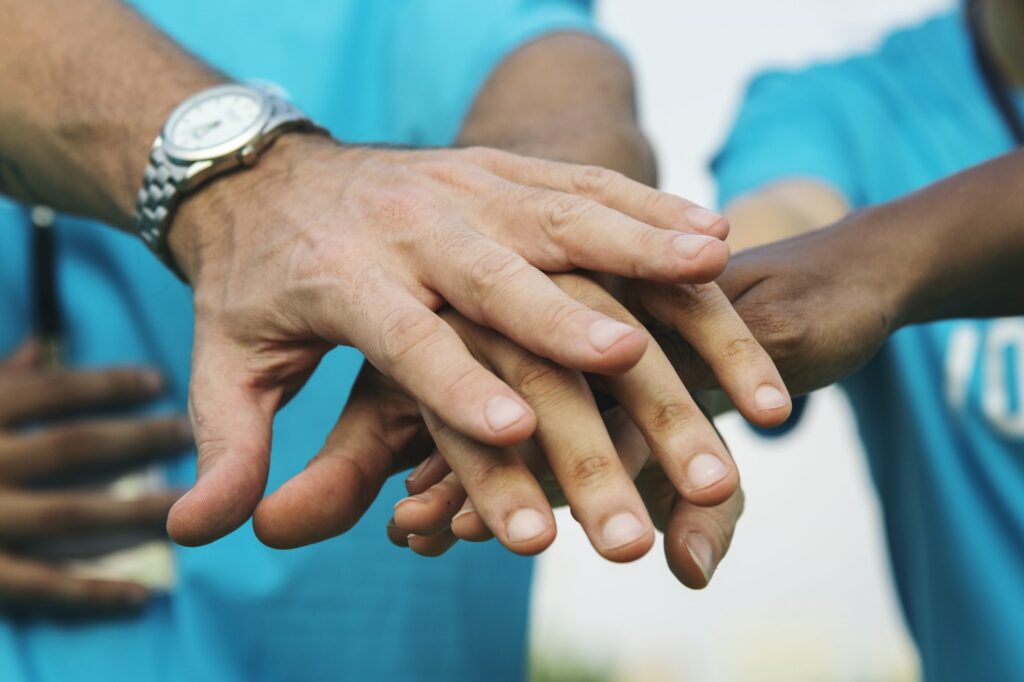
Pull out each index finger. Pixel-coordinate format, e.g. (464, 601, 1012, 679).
(0, 367, 165, 426)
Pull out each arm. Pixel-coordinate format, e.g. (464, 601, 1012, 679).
(457, 33, 656, 185)
(669, 149, 1024, 398)
(259, 34, 783, 589)
(723, 179, 849, 251)
(0, 0, 730, 546)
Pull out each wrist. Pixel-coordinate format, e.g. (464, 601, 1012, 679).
(167, 133, 340, 285)
(825, 208, 920, 335)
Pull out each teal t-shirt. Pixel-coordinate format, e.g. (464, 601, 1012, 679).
(713, 10, 1024, 682)
(0, 2, 594, 680)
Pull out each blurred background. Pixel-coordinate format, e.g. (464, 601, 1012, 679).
(529, 1, 955, 680)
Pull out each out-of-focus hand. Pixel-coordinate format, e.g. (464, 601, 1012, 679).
(252, 272, 786, 566)
(649, 220, 900, 398)
(165, 136, 733, 546)
(0, 340, 190, 615)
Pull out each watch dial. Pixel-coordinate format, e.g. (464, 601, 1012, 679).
(169, 91, 263, 151)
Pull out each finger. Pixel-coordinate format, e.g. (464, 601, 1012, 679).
(557, 276, 738, 508)
(404, 450, 450, 495)
(166, 334, 275, 547)
(450, 498, 493, 542)
(0, 367, 164, 426)
(447, 315, 654, 562)
(317, 286, 538, 447)
(1, 338, 41, 371)
(0, 553, 148, 613)
(505, 187, 728, 282)
(0, 490, 182, 544)
(406, 528, 459, 557)
(253, 365, 432, 548)
(0, 416, 192, 485)
(638, 282, 792, 428)
(421, 407, 556, 556)
(386, 517, 411, 547)
(468, 148, 731, 239)
(394, 472, 467, 537)
(420, 228, 648, 374)
(663, 487, 745, 589)
(395, 436, 551, 537)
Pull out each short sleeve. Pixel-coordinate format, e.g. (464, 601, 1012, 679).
(383, 0, 598, 146)
(711, 68, 864, 209)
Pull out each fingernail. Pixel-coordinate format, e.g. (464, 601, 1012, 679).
(754, 384, 788, 411)
(600, 512, 648, 550)
(484, 396, 529, 432)
(685, 532, 716, 582)
(588, 319, 637, 353)
(684, 206, 725, 231)
(687, 453, 728, 490)
(406, 457, 431, 484)
(394, 492, 431, 510)
(673, 234, 718, 259)
(506, 508, 549, 543)
(452, 499, 477, 523)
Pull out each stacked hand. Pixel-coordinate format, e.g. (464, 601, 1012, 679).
(0, 340, 189, 614)
(254, 269, 789, 585)
(164, 138, 758, 548)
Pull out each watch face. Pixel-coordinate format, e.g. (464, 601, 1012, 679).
(163, 85, 269, 161)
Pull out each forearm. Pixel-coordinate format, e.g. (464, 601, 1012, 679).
(457, 33, 656, 185)
(855, 149, 1024, 327)
(0, 0, 223, 228)
(723, 179, 849, 252)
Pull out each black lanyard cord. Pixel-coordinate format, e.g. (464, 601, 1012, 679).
(967, 0, 1024, 148)
(30, 205, 62, 366)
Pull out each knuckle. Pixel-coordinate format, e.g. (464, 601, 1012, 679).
(539, 298, 587, 339)
(459, 145, 506, 169)
(377, 307, 444, 366)
(437, 364, 482, 405)
(568, 452, 616, 485)
(717, 336, 765, 364)
(540, 193, 592, 239)
(570, 165, 621, 197)
(645, 397, 700, 434)
(417, 158, 478, 190)
(467, 249, 527, 299)
(510, 357, 578, 403)
(642, 189, 686, 218)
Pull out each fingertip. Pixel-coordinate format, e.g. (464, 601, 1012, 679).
(744, 383, 793, 427)
(669, 235, 730, 283)
(451, 506, 494, 542)
(500, 507, 556, 556)
(167, 459, 266, 546)
(583, 322, 648, 374)
(479, 396, 537, 447)
(684, 206, 730, 240)
(594, 511, 656, 563)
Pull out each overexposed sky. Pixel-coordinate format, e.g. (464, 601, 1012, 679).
(531, 2, 954, 680)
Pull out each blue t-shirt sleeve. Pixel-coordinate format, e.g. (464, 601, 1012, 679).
(384, 0, 597, 146)
(711, 68, 864, 209)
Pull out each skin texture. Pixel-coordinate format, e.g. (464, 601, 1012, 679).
(256, 35, 789, 589)
(0, 1, 733, 548)
(0, 340, 190, 615)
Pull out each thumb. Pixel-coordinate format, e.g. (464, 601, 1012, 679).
(167, 337, 276, 546)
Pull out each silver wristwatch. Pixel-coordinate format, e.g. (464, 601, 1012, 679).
(133, 83, 326, 279)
